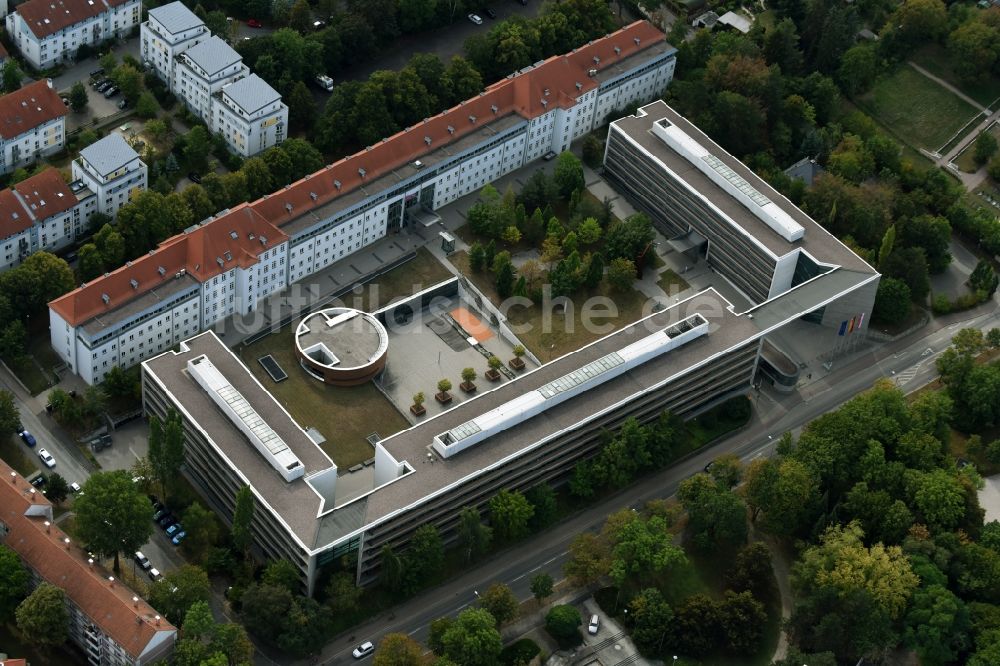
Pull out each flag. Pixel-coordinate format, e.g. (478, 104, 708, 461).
(857, 313, 865, 330)
(848, 316, 856, 334)
(838, 320, 847, 336)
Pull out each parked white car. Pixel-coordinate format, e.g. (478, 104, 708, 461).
(468, 13, 483, 24)
(37, 448, 56, 468)
(352, 641, 374, 659)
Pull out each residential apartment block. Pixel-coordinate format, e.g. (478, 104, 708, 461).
(140, 1, 209, 87)
(5, 0, 140, 70)
(209, 74, 287, 157)
(141, 2, 286, 156)
(139, 99, 878, 595)
(0, 167, 97, 271)
(0, 459, 177, 665)
(71, 133, 147, 218)
(50, 21, 676, 384)
(0, 79, 67, 175)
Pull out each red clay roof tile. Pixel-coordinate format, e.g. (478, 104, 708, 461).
(0, 80, 67, 140)
(0, 459, 176, 659)
(14, 0, 106, 39)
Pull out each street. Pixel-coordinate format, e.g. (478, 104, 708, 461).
(278, 299, 1000, 666)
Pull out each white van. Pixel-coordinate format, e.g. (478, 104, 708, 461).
(588, 614, 600, 635)
(315, 75, 334, 92)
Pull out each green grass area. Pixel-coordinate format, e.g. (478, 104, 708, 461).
(451, 250, 652, 364)
(5, 356, 54, 395)
(836, 99, 933, 169)
(953, 122, 1000, 173)
(1, 435, 37, 476)
(238, 323, 405, 469)
(910, 43, 1000, 108)
(856, 66, 981, 152)
(657, 269, 690, 296)
(237, 250, 448, 468)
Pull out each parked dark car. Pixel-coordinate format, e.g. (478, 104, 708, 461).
(89, 67, 104, 78)
(158, 513, 177, 528)
(30, 474, 46, 488)
(484, 7, 497, 18)
(187, 172, 202, 184)
(103, 86, 120, 98)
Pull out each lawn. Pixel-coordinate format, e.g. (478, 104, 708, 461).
(238, 320, 407, 469)
(910, 43, 1000, 108)
(953, 121, 1000, 173)
(450, 250, 652, 364)
(657, 268, 690, 296)
(835, 99, 932, 169)
(237, 250, 449, 468)
(5, 356, 54, 396)
(1, 435, 37, 476)
(856, 66, 981, 152)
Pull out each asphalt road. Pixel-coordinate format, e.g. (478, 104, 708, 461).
(268, 299, 1000, 666)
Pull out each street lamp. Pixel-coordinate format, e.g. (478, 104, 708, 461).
(672, 657, 678, 666)
(473, 590, 480, 599)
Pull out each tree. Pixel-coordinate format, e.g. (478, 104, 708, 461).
(16, 583, 68, 648)
(678, 474, 748, 551)
(948, 19, 1000, 84)
(93, 223, 125, 269)
(603, 214, 653, 264)
(441, 608, 502, 666)
(837, 43, 878, 96)
(325, 572, 363, 616)
(0, 390, 21, 437)
(457, 507, 492, 562)
(231, 484, 255, 555)
(553, 151, 584, 199)
(526, 483, 557, 530)
(530, 573, 553, 603)
(970, 259, 999, 296)
(287, 80, 317, 132)
(181, 502, 219, 561)
(240, 583, 293, 641)
(74, 470, 153, 572)
(428, 616, 453, 655)
(45, 473, 70, 504)
(606, 258, 636, 291)
(479, 582, 518, 625)
(904, 584, 970, 665)
(545, 604, 581, 641)
(606, 512, 687, 586)
(112, 64, 143, 103)
(873, 277, 911, 325)
(2, 60, 22, 93)
(69, 81, 88, 112)
(150, 565, 211, 623)
(175, 601, 253, 666)
(628, 587, 672, 655)
(184, 126, 212, 169)
(489, 489, 534, 542)
(403, 524, 444, 594)
(577, 217, 602, 245)
(564, 532, 609, 585)
(910, 469, 966, 530)
(0, 251, 75, 316)
(495, 261, 515, 298)
(288, 0, 312, 32)
(374, 633, 424, 666)
(161, 410, 185, 496)
(976, 131, 999, 166)
(726, 542, 774, 598)
(0, 545, 29, 620)
(263, 559, 300, 594)
(135, 91, 159, 119)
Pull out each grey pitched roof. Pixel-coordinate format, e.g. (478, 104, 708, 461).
(147, 1, 204, 35)
(182, 36, 242, 77)
(78, 133, 140, 177)
(221, 74, 281, 114)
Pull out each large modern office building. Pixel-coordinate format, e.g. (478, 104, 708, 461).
(51, 20, 678, 384)
(1, 460, 177, 665)
(140, 100, 878, 595)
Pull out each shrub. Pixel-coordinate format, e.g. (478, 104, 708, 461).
(545, 604, 582, 647)
(500, 638, 541, 666)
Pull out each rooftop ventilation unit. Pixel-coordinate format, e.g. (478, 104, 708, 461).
(309, 192, 317, 201)
(229, 231, 238, 240)
(358, 168, 366, 178)
(614, 46, 621, 55)
(333, 179, 341, 189)
(101, 294, 110, 304)
(575, 82, 583, 90)
(634, 37, 641, 46)
(424, 136, 432, 145)
(157, 266, 166, 276)
(491, 104, 498, 114)
(285, 203, 293, 213)
(414, 160, 424, 169)
(129, 279, 138, 289)
(188, 356, 304, 482)
(593, 56, 601, 64)
(447, 125, 455, 134)
(588, 68, 597, 77)
(216, 257, 224, 268)
(541, 99, 547, 108)
(469, 115, 476, 124)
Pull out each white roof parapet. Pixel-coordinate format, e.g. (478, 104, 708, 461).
(432, 314, 709, 458)
(187, 354, 304, 482)
(650, 117, 805, 243)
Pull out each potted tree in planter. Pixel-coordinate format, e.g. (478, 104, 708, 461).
(435, 379, 453, 404)
(485, 356, 503, 382)
(460, 367, 477, 393)
(410, 391, 426, 416)
(509, 345, 526, 371)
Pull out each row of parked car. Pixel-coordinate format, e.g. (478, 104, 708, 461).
(152, 497, 187, 546)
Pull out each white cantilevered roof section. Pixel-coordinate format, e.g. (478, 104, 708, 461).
(650, 117, 805, 243)
(187, 355, 305, 482)
(432, 314, 710, 458)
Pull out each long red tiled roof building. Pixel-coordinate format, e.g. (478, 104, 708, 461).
(49, 20, 678, 385)
(0, 459, 177, 664)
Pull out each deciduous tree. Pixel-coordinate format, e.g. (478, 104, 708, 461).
(16, 583, 67, 648)
(0, 545, 29, 620)
(74, 470, 153, 572)
(488, 489, 534, 542)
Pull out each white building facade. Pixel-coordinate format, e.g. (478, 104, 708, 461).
(140, 1, 209, 87)
(174, 36, 248, 119)
(0, 79, 67, 175)
(209, 74, 287, 157)
(5, 0, 140, 70)
(0, 167, 96, 272)
(71, 133, 148, 218)
(50, 22, 677, 385)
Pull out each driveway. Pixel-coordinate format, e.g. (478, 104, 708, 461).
(981, 474, 1000, 523)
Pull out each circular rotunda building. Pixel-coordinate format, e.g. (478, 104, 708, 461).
(294, 308, 388, 386)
